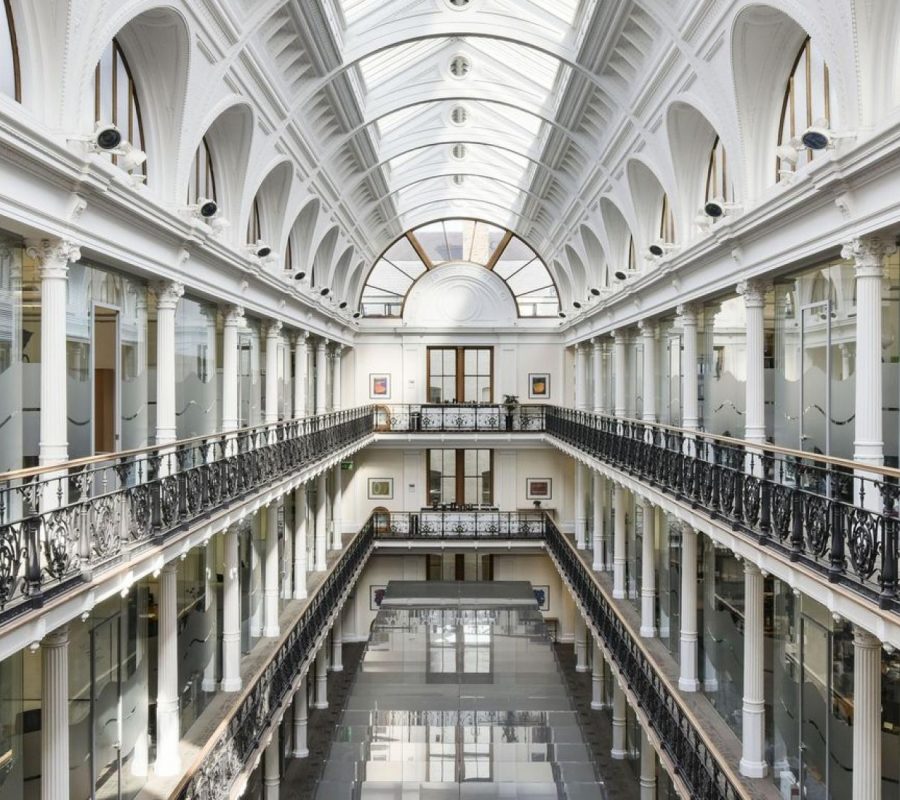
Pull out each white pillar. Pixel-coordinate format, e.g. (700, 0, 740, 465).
(264, 503, 280, 637)
(293, 486, 308, 600)
(574, 613, 588, 672)
(613, 484, 627, 599)
(293, 333, 307, 418)
(739, 561, 767, 777)
(41, 626, 69, 800)
(281, 499, 293, 601)
(250, 516, 263, 637)
(221, 304, 243, 436)
(591, 338, 604, 413)
(843, 237, 896, 472)
(264, 320, 282, 426)
(26, 239, 80, 468)
(678, 303, 700, 430)
(592, 471, 604, 570)
(678, 522, 699, 692)
(331, 614, 343, 672)
(852, 626, 882, 800)
(737, 280, 769, 449)
(304, 338, 315, 416)
(152, 281, 185, 446)
(221, 526, 242, 692)
(315, 472, 327, 571)
(331, 465, 343, 550)
(314, 645, 329, 709)
(639, 321, 657, 423)
(332, 344, 343, 411)
(156, 563, 181, 775)
(202, 537, 218, 692)
(574, 343, 587, 410)
(263, 725, 280, 800)
(315, 339, 328, 414)
(611, 678, 627, 759)
(614, 331, 627, 417)
(591, 640, 607, 710)
(640, 728, 657, 800)
(640, 499, 657, 638)
(292, 676, 309, 758)
(574, 462, 587, 548)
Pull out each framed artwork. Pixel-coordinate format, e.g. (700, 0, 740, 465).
(370, 585, 387, 610)
(370, 373, 391, 399)
(528, 373, 550, 399)
(533, 585, 550, 612)
(368, 477, 394, 500)
(526, 478, 552, 501)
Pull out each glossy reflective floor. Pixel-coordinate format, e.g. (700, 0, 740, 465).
(308, 581, 621, 799)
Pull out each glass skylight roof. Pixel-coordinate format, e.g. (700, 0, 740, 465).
(360, 218, 559, 318)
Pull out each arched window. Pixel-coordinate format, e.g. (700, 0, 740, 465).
(94, 38, 146, 175)
(187, 136, 216, 205)
(1, 0, 20, 100)
(247, 197, 262, 244)
(659, 194, 675, 243)
(776, 36, 835, 179)
(705, 136, 734, 204)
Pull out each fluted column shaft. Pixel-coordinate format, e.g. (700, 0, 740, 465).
(574, 343, 587, 409)
(292, 676, 309, 758)
(202, 537, 218, 691)
(304, 340, 315, 416)
(640, 499, 657, 638)
(332, 345, 343, 411)
(613, 484, 627, 599)
(853, 627, 882, 800)
(678, 523, 699, 691)
(614, 332, 628, 417)
(222, 306, 243, 432)
(332, 614, 344, 672)
(221, 527, 242, 692)
(611, 679, 627, 759)
(591, 339, 604, 413)
(293, 486, 308, 599)
(264, 503, 280, 637)
(264, 321, 282, 425)
(678, 304, 700, 430)
(737, 281, 768, 448)
(152, 281, 184, 446)
(263, 725, 280, 800)
(315, 472, 327, 570)
(41, 626, 69, 800)
(574, 613, 588, 672)
(331, 465, 343, 550)
(574, 462, 587, 548)
(592, 471, 604, 570)
(293, 334, 307, 418)
(740, 562, 767, 777)
(314, 645, 329, 709)
(156, 563, 181, 775)
(639, 321, 657, 423)
(640, 729, 657, 800)
(591, 640, 608, 710)
(315, 341, 328, 414)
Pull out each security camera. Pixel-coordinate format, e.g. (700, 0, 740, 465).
(558, 311, 567, 318)
(352, 311, 361, 319)
(573, 301, 582, 309)
(294, 271, 306, 281)
(614, 269, 627, 281)
(197, 198, 218, 219)
(800, 119, 855, 151)
(590, 288, 600, 296)
(648, 240, 679, 258)
(702, 199, 741, 219)
(338, 301, 348, 309)
(319, 287, 330, 296)
(72, 121, 122, 151)
(250, 242, 271, 258)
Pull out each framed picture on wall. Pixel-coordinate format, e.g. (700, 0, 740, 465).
(370, 373, 391, 399)
(526, 478, 552, 501)
(370, 585, 387, 610)
(533, 585, 550, 612)
(368, 477, 394, 500)
(528, 373, 550, 399)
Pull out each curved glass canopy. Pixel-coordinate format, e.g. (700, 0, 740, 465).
(360, 219, 560, 318)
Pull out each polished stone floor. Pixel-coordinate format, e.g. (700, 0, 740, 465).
(285, 581, 638, 799)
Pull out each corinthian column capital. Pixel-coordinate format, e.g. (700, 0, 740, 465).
(736, 279, 770, 308)
(223, 304, 244, 327)
(841, 235, 897, 278)
(25, 238, 81, 278)
(151, 280, 185, 310)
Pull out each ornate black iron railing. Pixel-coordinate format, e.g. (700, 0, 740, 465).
(543, 518, 742, 800)
(374, 403, 546, 432)
(174, 519, 375, 800)
(0, 407, 374, 621)
(546, 406, 900, 612)
(372, 509, 548, 538)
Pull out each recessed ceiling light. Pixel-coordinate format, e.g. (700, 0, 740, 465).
(449, 55, 471, 79)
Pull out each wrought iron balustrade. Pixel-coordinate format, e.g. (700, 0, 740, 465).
(374, 403, 546, 432)
(545, 406, 900, 611)
(372, 509, 548, 539)
(0, 407, 374, 621)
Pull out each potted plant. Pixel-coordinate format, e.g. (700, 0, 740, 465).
(502, 394, 519, 431)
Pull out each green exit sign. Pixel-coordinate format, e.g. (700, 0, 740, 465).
(341, 460, 353, 470)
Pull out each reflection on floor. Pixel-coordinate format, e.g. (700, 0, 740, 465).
(283, 581, 640, 799)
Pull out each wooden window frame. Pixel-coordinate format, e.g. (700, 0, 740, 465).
(426, 448, 495, 506)
(426, 346, 494, 403)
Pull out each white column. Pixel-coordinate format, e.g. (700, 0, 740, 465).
(152, 281, 185, 446)
(737, 280, 769, 449)
(293, 333, 307, 418)
(574, 462, 587, 549)
(315, 339, 328, 414)
(843, 237, 896, 472)
(293, 486, 308, 600)
(264, 320, 282, 426)
(592, 471, 604, 570)
(221, 305, 243, 432)
(26, 239, 80, 468)
(41, 626, 69, 800)
(314, 645, 329, 709)
(156, 563, 181, 775)
(611, 678, 627, 759)
(640, 499, 657, 638)
(678, 522, 699, 692)
(852, 626, 882, 800)
(264, 503, 280, 637)
(331, 614, 344, 672)
(292, 676, 310, 758)
(639, 321, 657, 423)
(640, 728, 657, 800)
(202, 537, 218, 692)
(591, 338, 604, 413)
(304, 338, 315, 416)
(250, 516, 263, 637)
(281, 499, 293, 601)
(332, 344, 343, 411)
(574, 343, 587, 409)
(613, 484, 627, 599)
(677, 304, 700, 430)
(614, 331, 628, 417)
(331, 465, 343, 550)
(591, 640, 607, 710)
(740, 561, 767, 777)
(221, 526, 242, 692)
(315, 472, 327, 571)
(574, 613, 588, 672)
(263, 725, 280, 800)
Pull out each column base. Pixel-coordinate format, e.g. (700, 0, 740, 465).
(611, 748, 628, 761)
(264, 626, 280, 638)
(639, 626, 658, 638)
(314, 560, 327, 572)
(294, 590, 308, 601)
(590, 701, 608, 711)
(292, 748, 309, 759)
(592, 559, 603, 571)
(201, 678, 218, 693)
(739, 758, 768, 778)
(612, 589, 626, 600)
(575, 664, 590, 673)
(331, 664, 344, 673)
(704, 678, 720, 692)
(678, 677, 699, 692)
(313, 701, 329, 710)
(220, 677, 243, 692)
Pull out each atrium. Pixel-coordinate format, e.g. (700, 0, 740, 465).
(0, 1, 898, 798)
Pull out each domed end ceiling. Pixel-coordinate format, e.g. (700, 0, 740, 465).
(403, 263, 518, 327)
(359, 218, 559, 319)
